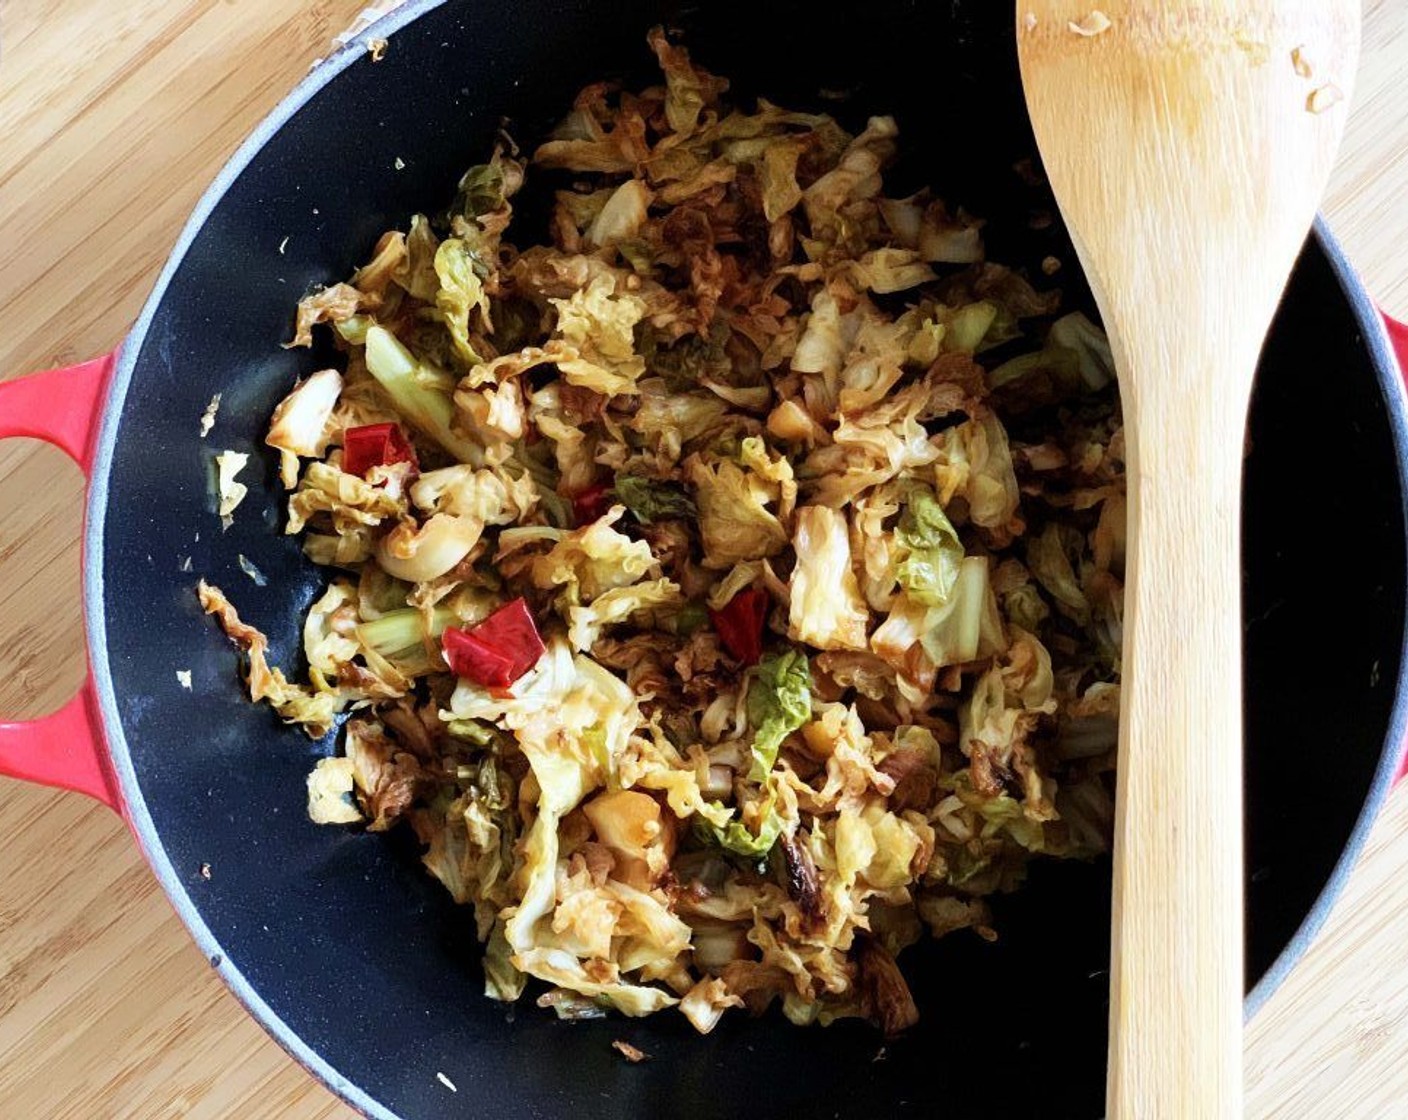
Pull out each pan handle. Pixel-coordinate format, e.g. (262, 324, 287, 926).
(1385, 310, 1408, 785)
(0, 352, 122, 813)
(1386, 311, 1408, 383)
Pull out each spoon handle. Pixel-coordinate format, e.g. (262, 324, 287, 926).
(1109, 368, 1247, 1120)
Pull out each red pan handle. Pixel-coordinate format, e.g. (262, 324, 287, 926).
(0, 353, 122, 813)
(1385, 311, 1408, 784)
(1386, 312, 1408, 378)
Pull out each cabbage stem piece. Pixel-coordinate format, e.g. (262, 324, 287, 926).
(358, 606, 455, 668)
(364, 325, 483, 464)
(376, 514, 482, 583)
(919, 556, 1005, 668)
(787, 507, 869, 651)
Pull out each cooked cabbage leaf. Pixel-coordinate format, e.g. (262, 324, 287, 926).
(434, 238, 490, 368)
(745, 648, 812, 782)
(613, 475, 697, 523)
(550, 274, 648, 396)
(712, 796, 787, 858)
(685, 454, 788, 568)
(917, 556, 1005, 669)
(787, 506, 869, 651)
(893, 489, 964, 608)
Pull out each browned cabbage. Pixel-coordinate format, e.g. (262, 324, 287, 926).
(207, 26, 1125, 1037)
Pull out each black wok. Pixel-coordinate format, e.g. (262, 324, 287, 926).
(1, 2, 1407, 1117)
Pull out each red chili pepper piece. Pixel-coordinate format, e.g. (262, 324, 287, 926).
(571, 482, 614, 526)
(341, 422, 419, 479)
(472, 597, 547, 680)
(442, 627, 516, 689)
(709, 586, 769, 666)
(442, 597, 547, 687)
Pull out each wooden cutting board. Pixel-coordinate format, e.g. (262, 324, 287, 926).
(1, 2, 1406, 1117)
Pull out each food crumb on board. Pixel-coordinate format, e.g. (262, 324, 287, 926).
(199, 393, 222, 438)
(1291, 45, 1313, 78)
(278, 236, 289, 255)
(199, 862, 212, 880)
(368, 37, 389, 62)
(436, 1072, 458, 1092)
(1041, 255, 1062, 275)
(238, 554, 269, 587)
(179, 556, 193, 573)
(612, 1040, 649, 1063)
(1022, 12, 1037, 33)
(176, 670, 193, 690)
(395, 157, 406, 171)
(1306, 83, 1343, 115)
(1068, 10, 1111, 37)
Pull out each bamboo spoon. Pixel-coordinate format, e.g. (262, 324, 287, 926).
(1016, 4, 1358, 1118)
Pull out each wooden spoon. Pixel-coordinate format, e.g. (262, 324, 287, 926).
(1016, 4, 1359, 1117)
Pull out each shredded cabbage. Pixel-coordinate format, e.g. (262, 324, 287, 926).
(212, 26, 1125, 1039)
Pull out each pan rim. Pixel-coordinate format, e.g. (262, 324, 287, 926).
(1242, 217, 1408, 1022)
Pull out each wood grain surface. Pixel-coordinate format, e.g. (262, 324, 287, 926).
(0, 1, 1405, 1117)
